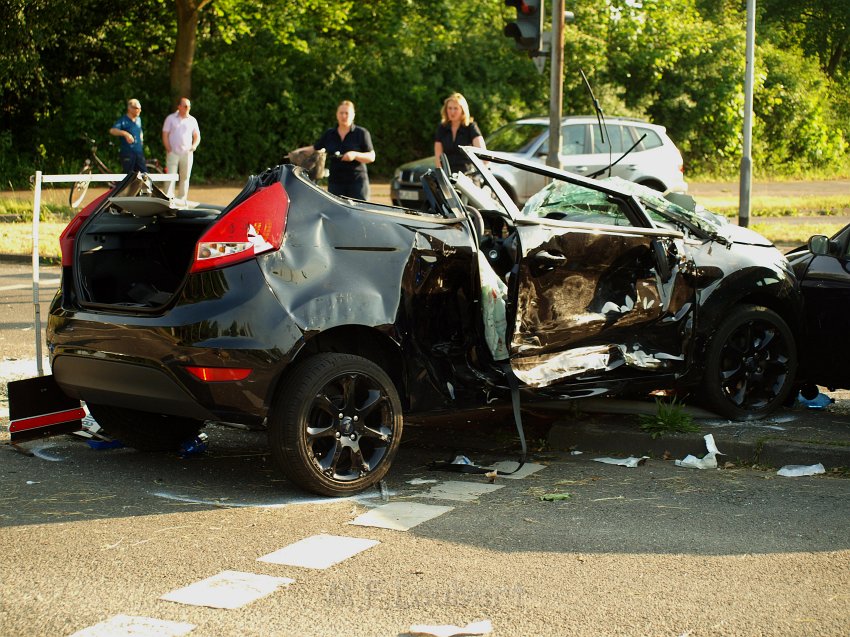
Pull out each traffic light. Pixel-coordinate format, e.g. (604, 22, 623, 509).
(504, 0, 544, 54)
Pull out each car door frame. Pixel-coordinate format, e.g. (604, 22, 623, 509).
(461, 146, 696, 389)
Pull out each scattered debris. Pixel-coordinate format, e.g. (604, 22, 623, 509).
(539, 493, 572, 502)
(570, 450, 583, 455)
(407, 478, 438, 485)
(675, 434, 723, 470)
(777, 463, 826, 477)
(408, 619, 493, 637)
(178, 432, 208, 458)
(593, 456, 649, 468)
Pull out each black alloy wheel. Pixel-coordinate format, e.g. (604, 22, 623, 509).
(703, 304, 796, 421)
(269, 353, 403, 496)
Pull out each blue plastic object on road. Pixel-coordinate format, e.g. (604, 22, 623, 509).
(179, 432, 209, 457)
(797, 391, 835, 409)
(87, 439, 124, 450)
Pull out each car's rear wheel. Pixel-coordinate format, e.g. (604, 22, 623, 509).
(268, 353, 403, 496)
(702, 305, 796, 420)
(85, 403, 204, 451)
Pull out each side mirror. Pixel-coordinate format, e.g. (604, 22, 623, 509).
(808, 234, 830, 256)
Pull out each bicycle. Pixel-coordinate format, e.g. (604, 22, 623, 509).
(69, 134, 164, 208)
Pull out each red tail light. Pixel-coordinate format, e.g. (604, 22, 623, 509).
(185, 366, 253, 382)
(190, 182, 289, 273)
(59, 191, 111, 267)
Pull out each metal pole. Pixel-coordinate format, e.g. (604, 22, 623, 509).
(32, 171, 44, 376)
(738, 0, 756, 227)
(547, 0, 565, 170)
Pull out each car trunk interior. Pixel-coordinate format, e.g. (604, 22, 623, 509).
(75, 196, 222, 308)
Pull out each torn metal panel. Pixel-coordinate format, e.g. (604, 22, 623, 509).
(512, 343, 684, 387)
(509, 220, 695, 386)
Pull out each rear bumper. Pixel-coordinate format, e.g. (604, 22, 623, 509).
(47, 261, 300, 426)
(53, 355, 219, 421)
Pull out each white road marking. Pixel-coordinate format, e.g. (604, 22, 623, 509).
(418, 480, 503, 502)
(69, 614, 195, 637)
(350, 501, 454, 531)
(160, 570, 294, 609)
(258, 533, 379, 569)
(485, 461, 547, 479)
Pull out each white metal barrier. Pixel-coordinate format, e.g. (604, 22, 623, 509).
(29, 171, 178, 375)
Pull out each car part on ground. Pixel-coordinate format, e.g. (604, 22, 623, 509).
(30, 148, 805, 496)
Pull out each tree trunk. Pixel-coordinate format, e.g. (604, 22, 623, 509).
(169, 0, 213, 105)
(825, 31, 847, 79)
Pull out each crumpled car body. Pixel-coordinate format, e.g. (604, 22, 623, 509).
(40, 147, 802, 495)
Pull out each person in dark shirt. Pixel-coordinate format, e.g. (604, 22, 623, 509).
(296, 100, 375, 200)
(434, 92, 486, 174)
(109, 98, 147, 174)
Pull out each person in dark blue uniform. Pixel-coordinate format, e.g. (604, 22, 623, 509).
(298, 100, 375, 200)
(434, 92, 486, 174)
(109, 98, 147, 174)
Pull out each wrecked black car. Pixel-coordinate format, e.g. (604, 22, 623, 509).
(786, 225, 850, 394)
(31, 146, 801, 496)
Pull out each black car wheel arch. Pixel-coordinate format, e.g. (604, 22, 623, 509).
(268, 352, 403, 496)
(701, 304, 797, 421)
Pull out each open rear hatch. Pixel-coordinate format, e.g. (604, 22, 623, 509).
(73, 190, 222, 309)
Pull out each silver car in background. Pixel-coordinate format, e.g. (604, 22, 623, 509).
(391, 115, 688, 208)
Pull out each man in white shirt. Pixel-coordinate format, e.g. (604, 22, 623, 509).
(161, 97, 201, 199)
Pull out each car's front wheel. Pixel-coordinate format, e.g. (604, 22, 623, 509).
(702, 305, 797, 420)
(85, 403, 204, 451)
(268, 353, 403, 496)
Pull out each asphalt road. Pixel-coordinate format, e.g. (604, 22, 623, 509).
(1, 421, 848, 637)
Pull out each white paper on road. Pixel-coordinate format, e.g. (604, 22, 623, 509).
(593, 456, 649, 468)
(160, 570, 294, 609)
(484, 461, 546, 479)
(409, 619, 493, 636)
(675, 433, 724, 469)
(350, 502, 454, 531)
(419, 480, 503, 502)
(69, 614, 195, 636)
(258, 533, 379, 569)
(777, 463, 826, 477)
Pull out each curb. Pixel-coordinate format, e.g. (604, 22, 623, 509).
(0, 254, 59, 266)
(547, 419, 850, 470)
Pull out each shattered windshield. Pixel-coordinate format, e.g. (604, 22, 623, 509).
(599, 177, 727, 235)
(520, 179, 633, 226)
